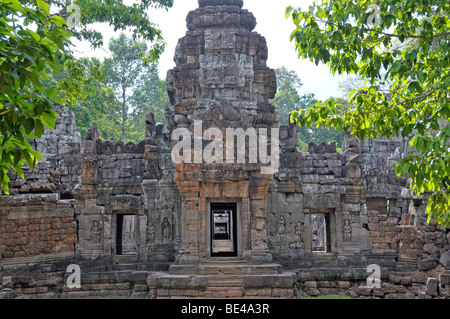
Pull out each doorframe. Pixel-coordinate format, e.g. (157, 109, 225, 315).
(113, 211, 139, 260)
(206, 199, 241, 258)
(304, 208, 336, 255)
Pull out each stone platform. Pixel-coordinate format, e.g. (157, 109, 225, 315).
(147, 259, 296, 298)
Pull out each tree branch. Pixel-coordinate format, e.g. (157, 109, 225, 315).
(124, 110, 146, 131)
(399, 89, 438, 105)
(368, 29, 450, 40)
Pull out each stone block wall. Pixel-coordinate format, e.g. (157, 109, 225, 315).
(368, 210, 399, 252)
(294, 262, 450, 299)
(403, 219, 448, 269)
(1, 255, 151, 299)
(0, 105, 81, 260)
(267, 135, 369, 265)
(360, 135, 413, 220)
(0, 195, 77, 259)
(418, 272, 450, 299)
(60, 269, 151, 299)
(74, 122, 181, 265)
(7, 105, 83, 196)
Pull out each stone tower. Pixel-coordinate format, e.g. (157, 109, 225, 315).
(164, 0, 279, 266)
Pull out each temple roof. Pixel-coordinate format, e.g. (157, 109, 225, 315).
(187, 0, 256, 31)
(198, 0, 244, 8)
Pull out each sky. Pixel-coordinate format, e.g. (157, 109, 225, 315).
(72, 0, 347, 101)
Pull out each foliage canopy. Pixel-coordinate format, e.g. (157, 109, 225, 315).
(102, 33, 168, 142)
(273, 67, 345, 151)
(0, 0, 173, 195)
(286, 0, 450, 226)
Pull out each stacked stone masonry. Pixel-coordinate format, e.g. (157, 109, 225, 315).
(1, 0, 449, 299)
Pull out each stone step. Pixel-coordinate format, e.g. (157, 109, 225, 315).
(207, 275, 243, 287)
(115, 263, 138, 271)
(207, 281, 243, 288)
(1, 252, 74, 269)
(198, 263, 282, 275)
(205, 286, 244, 298)
(202, 257, 250, 264)
(148, 271, 296, 299)
(207, 274, 242, 280)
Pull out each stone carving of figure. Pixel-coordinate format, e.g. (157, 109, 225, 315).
(90, 220, 102, 246)
(343, 219, 352, 243)
(147, 220, 155, 244)
(294, 222, 304, 249)
(278, 215, 286, 234)
(162, 217, 172, 244)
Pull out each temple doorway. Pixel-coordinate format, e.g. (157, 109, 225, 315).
(210, 203, 237, 257)
(116, 214, 137, 255)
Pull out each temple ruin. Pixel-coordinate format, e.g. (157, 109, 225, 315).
(0, 0, 449, 299)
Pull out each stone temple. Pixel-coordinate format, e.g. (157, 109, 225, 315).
(0, 0, 449, 299)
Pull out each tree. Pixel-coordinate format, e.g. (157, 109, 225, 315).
(50, 0, 174, 61)
(101, 33, 169, 142)
(44, 41, 169, 143)
(70, 59, 122, 141)
(286, 0, 450, 226)
(128, 69, 169, 141)
(274, 66, 307, 125)
(42, 57, 119, 141)
(273, 67, 345, 150)
(0, 0, 173, 195)
(0, 0, 70, 194)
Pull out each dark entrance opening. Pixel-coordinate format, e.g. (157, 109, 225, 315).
(311, 213, 331, 253)
(116, 214, 137, 255)
(211, 202, 237, 257)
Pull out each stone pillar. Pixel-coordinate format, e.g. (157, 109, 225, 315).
(175, 179, 201, 264)
(81, 126, 99, 197)
(249, 178, 272, 263)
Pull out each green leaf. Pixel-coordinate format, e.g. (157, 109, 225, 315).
(416, 172, 424, 190)
(4, 0, 23, 13)
(332, 30, 342, 41)
(408, 81, 421, 94)
(35, 103, 45, 115)
(14, 164, 24, 179)
(285, 6, 294, 19)
(24, 52, 36, 64)
(13, 149, 21, 167)
(50, 15, 67, 27)
(27, 29, 40, 42)
(22, 151, 33, 170)
(34, 119, 44, 137)
(46, 88, 58, 97)
(41, 112, 56, 129)
(29, 148, 44, 161)
(24, 118, 35, 134)
(50, 95, 65, 104)
(36, 0, 50, 15)
(416, 70, 425, 83)
(27, 70, 41, 87)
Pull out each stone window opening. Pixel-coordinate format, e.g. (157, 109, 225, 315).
(116, 214, 137, 255)
(410, 199, 422, 226)
(311, 213, 331, 253)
